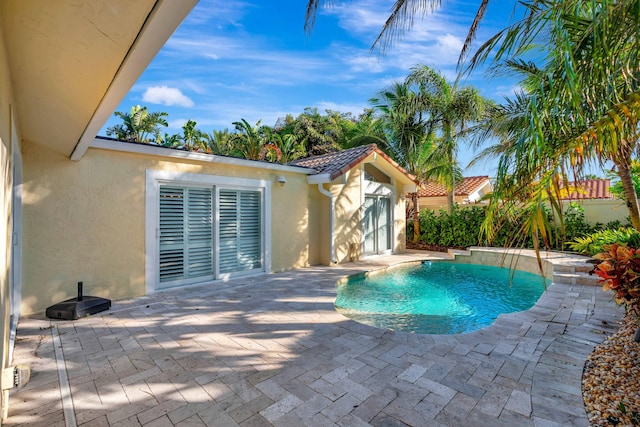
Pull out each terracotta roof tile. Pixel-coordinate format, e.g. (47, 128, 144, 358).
(560, 179, 612, 200)
(417, 176, 490, 197)
(288, 144, 416, 182)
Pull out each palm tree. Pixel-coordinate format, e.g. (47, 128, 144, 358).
(106, 105, 168, 143)
(177, 119, 207, 152)
(204, 129, 237, 157)
(339, 109, 388, 150)
(305, 0, 492, 63)
(263, 128, 307, 163)
(371, 81, 433, 241)
(469, 0, 640, 241)
(232, 118, 267, 160)
(406, 65, 490, 214)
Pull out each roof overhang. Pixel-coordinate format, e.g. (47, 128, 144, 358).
(306, 150, 418, 192)
(0, 0, 198, 160)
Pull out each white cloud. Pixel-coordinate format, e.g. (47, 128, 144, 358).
(142, 86, 195, 107)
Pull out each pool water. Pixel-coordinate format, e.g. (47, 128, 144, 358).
(335, 262, 549, 334)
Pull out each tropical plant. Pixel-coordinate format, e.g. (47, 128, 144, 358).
(371, 81, 432, 241)
(338, 108, 388, 149)
(232, 118, 268, 160)
(204, 129, 237, 156)
(304, 0, 492, 64)
(106, 105, 168, 143)
(179, 119, 206, 152)
(468, 0, 640, 252)
(593, 243, 640, 309)
(569, 228, 640, 257)
(275, 108, 347, 155)
(264, 128, 307, 163)
(608, 160, 640, 200)
(161, 133, 181, 149)
(405, 64, 490, 214)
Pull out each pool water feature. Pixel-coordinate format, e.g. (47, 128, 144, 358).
(335, 261, 550, 334)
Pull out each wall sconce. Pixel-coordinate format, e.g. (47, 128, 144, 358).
(276, 175, 287, 187)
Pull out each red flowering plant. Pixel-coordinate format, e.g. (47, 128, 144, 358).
(593, 243, 640, 310)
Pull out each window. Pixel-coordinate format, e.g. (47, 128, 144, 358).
(159, 187, 213, 284)
(219, 190, 261, 274)
(147, 171, 271, 292)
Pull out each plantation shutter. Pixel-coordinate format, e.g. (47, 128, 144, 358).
(239, 191, 261, 271)
(377, 197, 391, 251)
(363, 196, 376, 254)
(159, 186, 213, 284)
(219, 190, 238, 274)
(159, 187, 185, 282)
(186, 188, 213, 278)
(219, 189, 262, 274)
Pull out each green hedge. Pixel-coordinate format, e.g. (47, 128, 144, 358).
(408, 202, 619, 251)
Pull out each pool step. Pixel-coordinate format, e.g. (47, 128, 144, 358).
(552, 271, 600, 286)
(552, 260, 597, 274)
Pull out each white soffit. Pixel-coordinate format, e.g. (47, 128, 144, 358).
(70, 0, 198, 161)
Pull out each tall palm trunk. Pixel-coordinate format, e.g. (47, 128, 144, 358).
(411, 192, 420, 242)
(445, 123, 455, 215)
(615, 155, 640, 230)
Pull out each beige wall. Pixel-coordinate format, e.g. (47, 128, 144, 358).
(317, 164, 408, 265)
(22, 144, 312, 315)
(0, 14, 18, 415)
(308, 185, 329, 266)
(561, 199, 629, 226)
(394, 192, 407, 254)
(333, 168, 363, 263)
(418, 196, 485, 213)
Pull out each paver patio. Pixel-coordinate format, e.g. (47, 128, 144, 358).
(5, 251, 623, 426)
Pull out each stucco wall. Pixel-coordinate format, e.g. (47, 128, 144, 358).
(0, 15, 19, 412)
(421, 197, 629, 226)
(333, 168, 363, 264)
(418, 196, 486, 213)
(327, 164, 408, 264)
(308, 185, 329, 266)
(22, 144, 312, 315)
(561, 199, 629, 226)
(394, 192, 407, 253)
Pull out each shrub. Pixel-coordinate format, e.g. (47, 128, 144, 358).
(561, 202, 594, 243)
(592, 243, 640, 309)
(568, 228, 640, 257)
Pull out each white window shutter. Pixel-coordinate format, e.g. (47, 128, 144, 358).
(186, 188, 213, 278)
(239, 191, 261, 270)
(219, 190, 238, 274)
(159, 187, 185, 282)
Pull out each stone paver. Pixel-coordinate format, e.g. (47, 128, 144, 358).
(5, 250, 623, 426)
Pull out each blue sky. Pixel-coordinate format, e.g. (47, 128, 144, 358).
(101, 0, 523, 175)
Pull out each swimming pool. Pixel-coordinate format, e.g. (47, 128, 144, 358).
(335, 261, 549, 334)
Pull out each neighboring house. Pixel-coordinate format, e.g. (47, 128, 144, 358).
(414, 176, 493, 212)
(559, 179, 628, 225)
(0, 3, 416, 415)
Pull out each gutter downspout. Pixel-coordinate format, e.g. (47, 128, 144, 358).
(317, 183, 337, 264)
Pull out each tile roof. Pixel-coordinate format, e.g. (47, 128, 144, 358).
(417, 176, 491, 198)
(288, 144, 416, 182)
(560, 179, 612, 200)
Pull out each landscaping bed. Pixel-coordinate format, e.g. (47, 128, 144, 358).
(583, 312, 640, 426)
